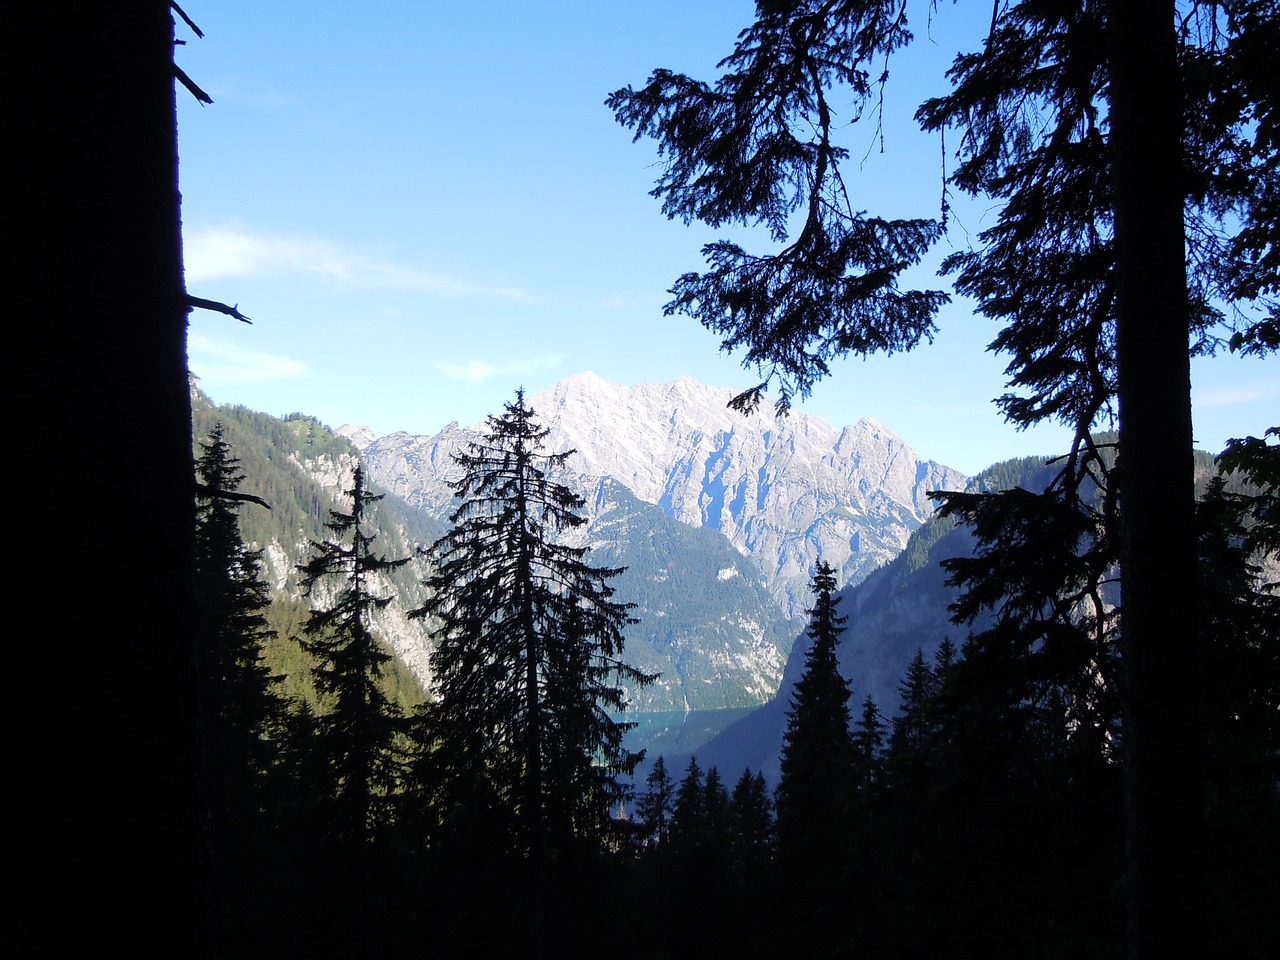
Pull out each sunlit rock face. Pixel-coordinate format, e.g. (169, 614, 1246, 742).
(352, 372, 966, 619)
(341, 373, 965, 713)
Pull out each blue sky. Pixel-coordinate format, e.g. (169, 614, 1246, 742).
(178, 1, 1275, 476)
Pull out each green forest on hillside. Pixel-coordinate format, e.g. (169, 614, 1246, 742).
(193, 391, 434, 716)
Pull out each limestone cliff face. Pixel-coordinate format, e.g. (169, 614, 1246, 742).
(349, 372, 966, 619)
(346, 418, 797, 712)
(260, 449, 435, 692)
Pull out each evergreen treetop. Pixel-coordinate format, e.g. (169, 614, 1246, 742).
(193, 425, 285, 846)
(670, 756, 706, 856)
(194, 424, 282, 757)
(776, 561, 857, 866)
(416, 388, 652, 861)
(636, 755, 675, 850)
(299, 463, 408, 847)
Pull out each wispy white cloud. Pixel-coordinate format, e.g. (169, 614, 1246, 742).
(188, 333, 308, 383)
(1196, 380, 1279, 407)
(184, 225, 538, 301)
(434, 353, 565, 383)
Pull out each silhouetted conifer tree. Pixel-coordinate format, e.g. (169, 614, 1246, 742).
(416, 389, 650, 953)
(636, 755, 675, 851)
(195, 425, 284, 795)
(853, 695, 885, 793)
(670, 756, 706, 857)
(612, 7, 1279, 950)
(728, 768, 773, 872)
(193, 425, 286, 950)
(299, 464, 408, 849)
(418, 390, 648, 848)
(888, 649, 937, 770)
(774, 561, 858, 952)
(703, 765, 732, 869)
(776, 562, 856, 863)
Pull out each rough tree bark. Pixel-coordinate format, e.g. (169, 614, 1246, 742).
(27, 3, 206, 953)
(1106, 2, 1204, 957)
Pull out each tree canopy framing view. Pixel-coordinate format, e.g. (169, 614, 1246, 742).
(40, 1, 1275, 956)
(609, 2, 1275, 957)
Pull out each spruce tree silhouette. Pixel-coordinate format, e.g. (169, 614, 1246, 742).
(299, 464, 408, 850)
(670, 755, 706, 858)
(728, 768, 773, 875)
(416, 388, 649, 955)
(636, 755, 675, 851)
(194, 425, 285, 949)
(775, 561, 857, 920)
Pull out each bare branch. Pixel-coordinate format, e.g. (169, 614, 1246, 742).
(195, 482, 272, 511)
(170, 2, 204, 39)
(188, 295, 252, 324)
(174, 64, 212, 105)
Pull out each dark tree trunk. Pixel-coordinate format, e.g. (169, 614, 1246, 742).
(27, 3, 206, 953)
(1106, 2, 1204, 957)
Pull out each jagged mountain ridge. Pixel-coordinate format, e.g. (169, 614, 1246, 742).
(349, 371, 967, 620)
(191, 390, 441, 693)
(682, 455, 1056, 784)
(192, 385, 794, 713)
(685, 445, 1243, 782)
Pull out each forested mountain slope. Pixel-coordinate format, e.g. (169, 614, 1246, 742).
(193, 383, 793, 711)
(691, 445, 1242, 782)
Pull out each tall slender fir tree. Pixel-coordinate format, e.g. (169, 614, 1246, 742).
(670, 755, 707, 858)
(194, 425, 283, 814)
(636, 755, 675, 851)
(776, 560, 857, 862)
(416, 388, 650, 862)
(299, 463, 408, 849)
(728, 768, 773, 873)
(193, 425, 286, 952)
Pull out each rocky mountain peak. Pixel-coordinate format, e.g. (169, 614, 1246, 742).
(336, 423, 376, 450)
(360, 373, 966, 619)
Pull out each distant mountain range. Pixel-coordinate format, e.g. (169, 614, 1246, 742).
(685, 445, 1240, 783)
(685, 454, 1054, 782)
(342, 372, 966, 712)
(193, 372, 968, 721)
(347, 372, 966, 618)
(199, 375, 1264, 772)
